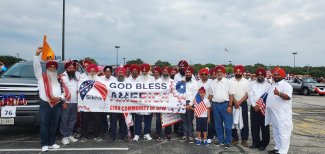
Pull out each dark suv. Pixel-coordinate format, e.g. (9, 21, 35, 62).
(0, 60, 82, 126)
(287, 77, 325, 96)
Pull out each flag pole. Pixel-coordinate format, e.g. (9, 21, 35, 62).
(223, 48, 226, 65)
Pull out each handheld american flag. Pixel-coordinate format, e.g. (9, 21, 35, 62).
(193, 93, 207, 117)
(256, 92, 268, 116)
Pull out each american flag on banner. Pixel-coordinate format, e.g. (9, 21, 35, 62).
(79, 80, 108, 101)
(193, 93, 207, 117)
(256, 92, 268, 116)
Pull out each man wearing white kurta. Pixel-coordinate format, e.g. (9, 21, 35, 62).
(248, 68, 271, 151)
(231, 65, 249, 147)
(133, 63, 155, 141)
(60, 61, 80, 145)
(266, 67, 293, 154)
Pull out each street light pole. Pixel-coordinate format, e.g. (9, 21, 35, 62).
(292, 52, 298, 67)
(115, 46, 120, 66)
(123, 57, 126, 65)
(62, 0, 65, 61)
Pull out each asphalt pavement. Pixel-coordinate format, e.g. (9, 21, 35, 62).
(0, 94, 324, 154)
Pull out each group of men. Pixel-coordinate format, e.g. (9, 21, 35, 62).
(34, 46, 293, 154)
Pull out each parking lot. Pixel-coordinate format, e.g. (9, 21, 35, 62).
(0, 94, 324, 154)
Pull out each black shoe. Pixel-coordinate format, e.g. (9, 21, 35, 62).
(258, 146, 266, 151)
(249, 145, 259, 149)
(121, 137, 129, 142)
(213, 141, 224, 147)
(268, 149, 278, 154)
(224, 144, 231, 149)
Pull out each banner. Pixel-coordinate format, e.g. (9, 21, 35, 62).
(78, 79, 187, 113)
(161, 113, 182, 128)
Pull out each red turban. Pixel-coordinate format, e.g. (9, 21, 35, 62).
(140, 63, 151, 72)
(255, 68, 266, 77)
(233, 65, 245, 73)
(64, 61, 76, 70)
(169, 67, 178, 74)
(183, 66, 194, 74)
(162, 66, 169, 74)
(214, 65, 226, 74)
(86, 64, 98, 73)
(130, 64, 140, 73)
(178, 60, 189, 68)
(198, 86, 206, 93)
(209, 67, 216, 75)
(46, 61, 58, 70)
(199, 68, 209, 76)
(153, 66, 162, 74)
(123, 64, 131, 70)
(272, 67, 286, 78)
(116, 66, 126, 76)
(82, 59, 92, 66)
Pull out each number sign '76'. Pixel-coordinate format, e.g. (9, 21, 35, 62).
(1, 106, 16, 117)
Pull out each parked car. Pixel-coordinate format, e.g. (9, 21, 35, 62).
(0, 60, 83, 126)
(286, 77, 325, 96)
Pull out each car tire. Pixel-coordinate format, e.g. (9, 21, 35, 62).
(302, 88, 309, 96)
(320, 94, 324, 96)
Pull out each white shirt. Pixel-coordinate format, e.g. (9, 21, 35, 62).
(60, 71, 80, 103)
(185, 79, 199, 101)
(174, 73, 196, 83)
(197, 79, 212, 99)
(248, 79, 271, 106)
(136, 75, 155, 115)
(33, 56, 64, 102)
(101, 75, 117, 82)
(265, 80, 293, 127)
(232, 77, 249, 101)
(209, 77, 236, 103)
(189, 97, 211, 118)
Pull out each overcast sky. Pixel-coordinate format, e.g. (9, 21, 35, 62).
(0, 0, 324, 66)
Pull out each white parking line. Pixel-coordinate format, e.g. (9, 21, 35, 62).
(0, 148, 129, 152)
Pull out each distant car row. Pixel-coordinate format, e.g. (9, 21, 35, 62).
(286, 77, 325, 96)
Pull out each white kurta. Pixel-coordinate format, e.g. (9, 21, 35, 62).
(197, 79, 212, 99)
(265, 80, 293, 154)
(60, 71, 80, 103)
(136, 75, 155, 115)
(248, 79, 271, 107)
(33, 56, 65, 102)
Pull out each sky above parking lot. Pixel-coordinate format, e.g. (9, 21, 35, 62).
(0, 0, 324, 66)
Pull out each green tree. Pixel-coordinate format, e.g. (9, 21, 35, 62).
(126, 58, 143, 65)
(0, 55, 24, 67)
(226, 67, 234, 74)
(309, 69, 325, 77)
(154, 60, 171, 67)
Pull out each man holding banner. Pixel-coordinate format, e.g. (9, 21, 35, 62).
(248, 68, 271, 151)
(133, 63, 155, 142)
(179, 66, 198, 143)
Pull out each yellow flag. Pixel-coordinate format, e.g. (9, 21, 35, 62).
(42, 35, 55, 61)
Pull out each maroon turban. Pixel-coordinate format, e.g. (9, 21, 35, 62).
(46, 61, 58, 70)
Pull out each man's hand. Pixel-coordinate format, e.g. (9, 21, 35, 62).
(35, 47, 43, 56)
(207, 118, 210, 124)
(62, 103, 68, 110)
(49, 97, 61, 103)
(274, 87, 280, 96)
(226, 106, 232, 113)
(234, 100, 240, 109)
(254, 105, 260, 112)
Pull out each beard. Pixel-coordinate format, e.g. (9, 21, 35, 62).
(117, 75, 125, 82)
(274, 77, 282, 83)
(47, 70, 60, 86)
(185, 76, 192, 82)
(170, 74, 175, 79)
(67, 71, 77, 81)
(162, 74, 169, 79)
(257, 77, 265, 83)
(88, 74, 97, 80)
(180, 69, 185, 76)
(235, 74, 242, 79)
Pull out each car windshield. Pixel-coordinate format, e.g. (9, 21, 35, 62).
(302, 78, 316, 83)
(1, 62, 66, 78)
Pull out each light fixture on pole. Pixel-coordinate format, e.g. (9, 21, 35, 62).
(123, 57, 126, 65)
(292, 52, 298, 67)
(115, 46, 120, 66)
